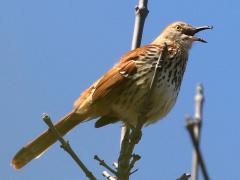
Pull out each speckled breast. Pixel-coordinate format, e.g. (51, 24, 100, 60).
(112, 45, 188, 126)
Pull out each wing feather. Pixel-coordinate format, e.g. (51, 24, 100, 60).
(91, 45, 154, 101)
(75, 45, 163, 108)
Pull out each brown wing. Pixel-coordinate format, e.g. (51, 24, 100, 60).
(91, 46, 150, 101)
(74, 45, 156, 109)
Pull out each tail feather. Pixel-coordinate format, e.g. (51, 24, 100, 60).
(11, 111, 87, 169)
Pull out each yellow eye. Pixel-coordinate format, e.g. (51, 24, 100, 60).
(176, 25, 182, 31)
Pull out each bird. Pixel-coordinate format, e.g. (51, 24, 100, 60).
(12, 21, 212, 169)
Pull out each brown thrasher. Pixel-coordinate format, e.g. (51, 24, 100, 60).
(12, 21, 212, 169)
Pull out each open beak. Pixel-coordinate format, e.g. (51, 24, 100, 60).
(186, 25, 213, 43)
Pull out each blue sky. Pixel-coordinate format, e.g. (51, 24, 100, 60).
(0, 0, 239, 179)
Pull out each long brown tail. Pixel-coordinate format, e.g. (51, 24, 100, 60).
(12, 111, 88, 169)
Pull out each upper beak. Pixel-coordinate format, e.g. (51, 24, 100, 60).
(194, 25, 213, 33)
(186, 25, 213, 43)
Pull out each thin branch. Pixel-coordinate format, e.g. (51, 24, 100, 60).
(117, 124, 133, 179)
(102, 171, 117, 180)
(177, 173, 191, 180)
(189, 84, 210, 180)
(117, 43, 168, 180)
(120, 0, 149, 146)
(42, 113, 97, 180)
(129, 168, 139, 176)
(185, 118, 209, 180)
(113, 162, 118, 169)
(94, 155, 117, 176)
(194, 84, 204, 121)
(117, 114, 144, 179)
(131, 0, 149, 49)
(128, 154, 141, 173)
(191, 84, 204, 180)
(118, 1, 149, 174)
(185, 85, 209, 180)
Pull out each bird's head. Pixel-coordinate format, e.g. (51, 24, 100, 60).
(152, 21, 213, 49)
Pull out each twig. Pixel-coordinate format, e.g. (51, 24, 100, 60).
(94, 155, 117, 175)
(113, 162, 118, 169)
(117, 1, 168, 179)
(176, 173, 191, 180)
(131, 0, 149, 49)
(191, 84, 204, 180)
(117, 124, 133, 179)
(102, 171, 117, 180)
(129, 168, 139, 175)
(42, 113, 97, 180)
(128, 154, 141, 173)
(195, 84, 204, 121)
(185, 84, 209, 180)
(185, 118, 209, 180)
(120, 0, 149, 146)
(117, 43, 168, 180)
(118, 1, 149, 178)
(117, 122, 143, 179)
